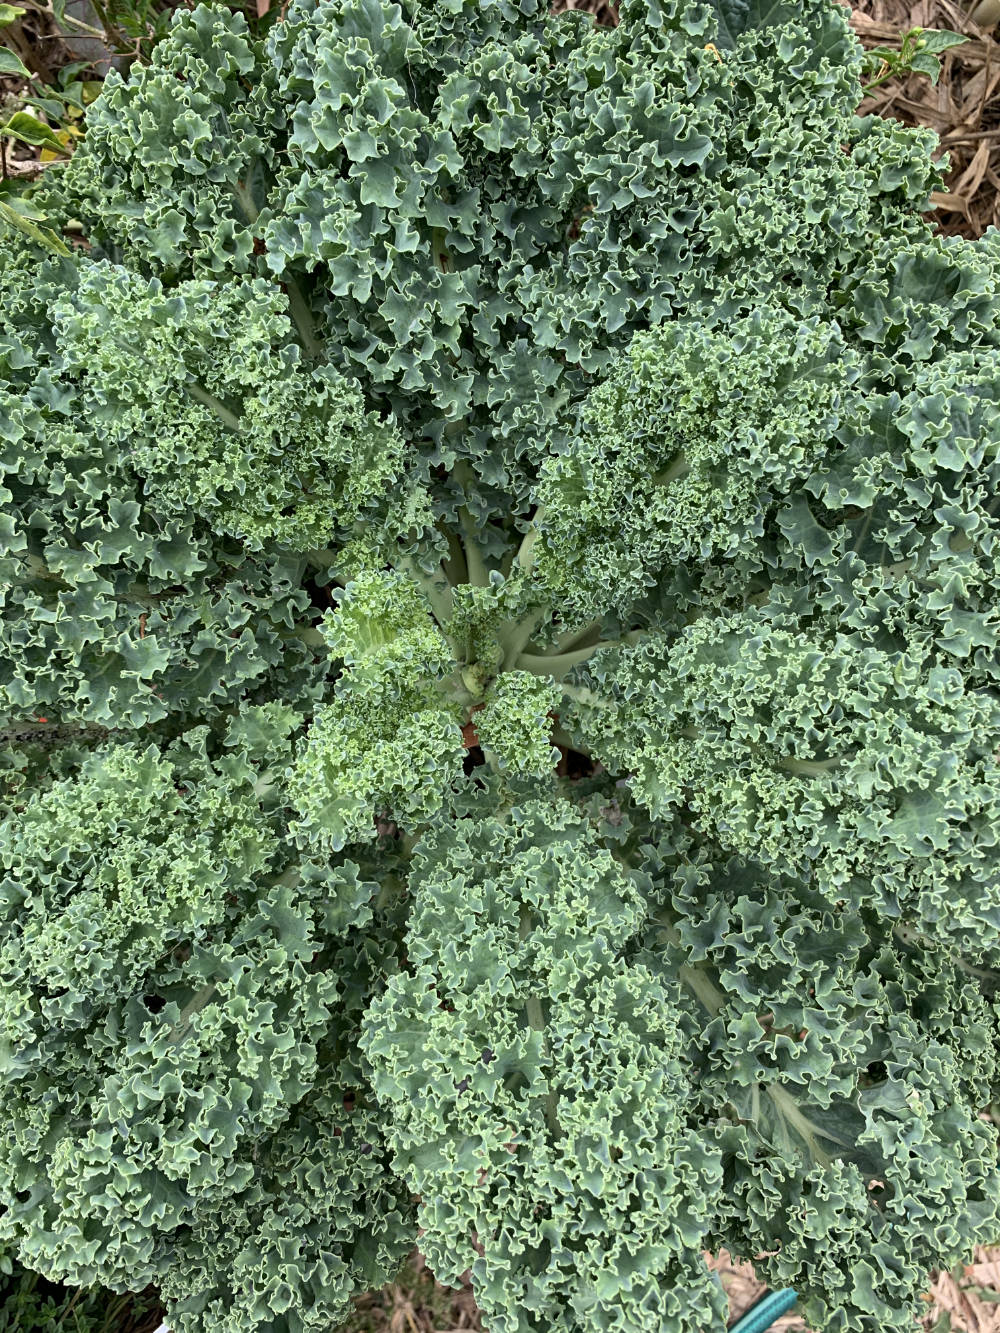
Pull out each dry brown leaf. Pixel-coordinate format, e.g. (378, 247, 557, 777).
(930, 187, 972, 211)
(954, 135, 992, 194)
(848, 0, 1000, 236)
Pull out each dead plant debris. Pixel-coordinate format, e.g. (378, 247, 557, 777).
(852, 0, 1000, 237)
(346, 1245, 1000, 1333)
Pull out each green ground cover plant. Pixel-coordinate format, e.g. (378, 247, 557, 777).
(0, 1252, 158, 1333)
(0, 0, 999, 1330)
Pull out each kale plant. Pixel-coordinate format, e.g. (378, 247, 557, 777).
(1, 0, 999, 1330)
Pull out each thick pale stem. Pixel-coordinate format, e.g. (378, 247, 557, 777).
(524, 993, 546, 1033)
(779, 754, 845, 777)
(232, 177, 322, 360)
(169, 982, 217, 1044)
(677, 962, 728, 1017)
(450, 464, 489, 587)
(441, 526, 469, 586)
(302, 547, 341, 571)
(103, 325, 245, 435)
(658, 915, 728, 1017)
(516, 634, 639, 679)
(284, 277, 323, 361)
(499, 607, 548, 672)
(400, 556, 454, 631)
(766, 1084, 851, 1166)
(516, 508, 544, 574)
(231, 179, 259, 222)
(187, 381, 242, 432)
(545, 619, 602, 656)
(461, 517, 490, 587)
(651, 453, 690, 487)
(517, 644, 605, 679)
(519, 908, 547, 1037)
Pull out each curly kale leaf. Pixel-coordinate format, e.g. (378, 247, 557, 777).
(638, 823, 1000, 1333)
(0, 716, 409, 1299)
(0, 240, 330, 730)
(573, 617, 1000, 956)
(52, 265, 406, 551)
(534, 307, 857, 622)
(364, 798, 726, 1333)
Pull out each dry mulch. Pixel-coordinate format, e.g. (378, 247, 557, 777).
(350, 1246, 1000, 1333)
(852, 0, 1000, 238)
(713, 1247, 1000, 1332)
(341, 1254, 481, 1333)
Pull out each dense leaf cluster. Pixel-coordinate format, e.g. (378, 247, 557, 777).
(1, 0, 998, 1330)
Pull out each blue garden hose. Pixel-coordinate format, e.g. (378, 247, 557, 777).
(728, 1289, 799, 1333)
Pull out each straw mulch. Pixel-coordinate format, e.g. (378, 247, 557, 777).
(342, 1253, 482, 1333)
(852, 0, 1000, 238)
(347, 1245, 1000, 1332)
(711, 1248, 1000, 1333)
(713, 1246, 1000, 1332)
